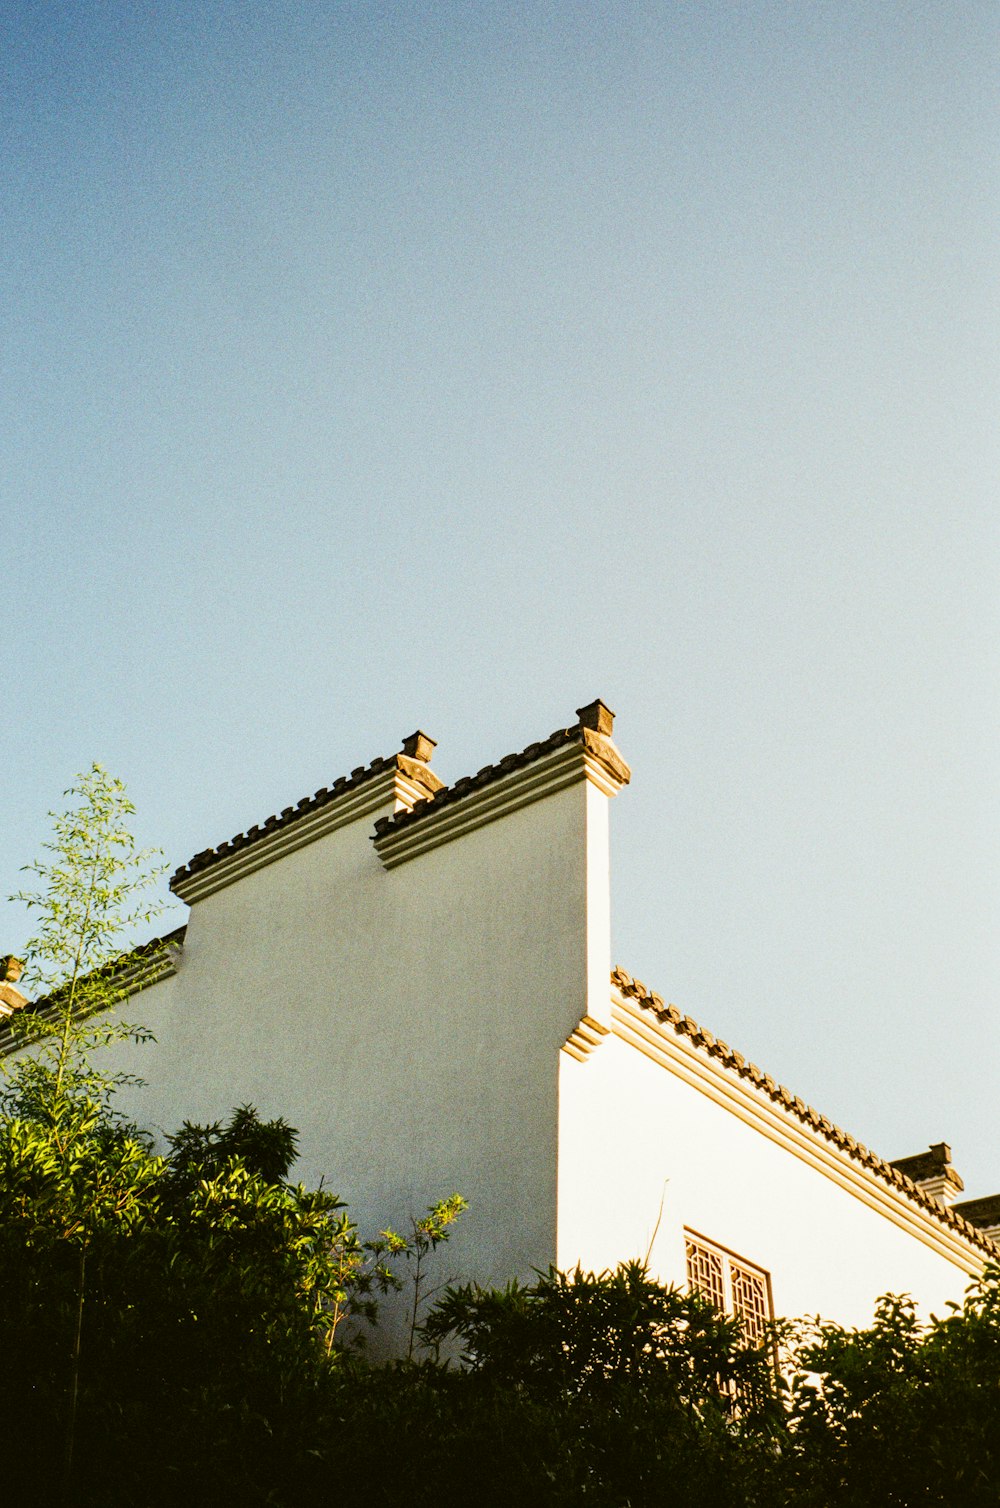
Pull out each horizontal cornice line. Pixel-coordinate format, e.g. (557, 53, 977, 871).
(0, 940, 183, 1060)
(114, 949, 182, 998)
(174, 771, 407, 902)
(611, 997, 987, 1273)
(373, 743, 588, 870)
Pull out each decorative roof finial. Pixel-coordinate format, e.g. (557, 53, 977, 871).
(401, 730, 437, 763)
(575, 699, 615, 738)
(0, 956, 28, 1019)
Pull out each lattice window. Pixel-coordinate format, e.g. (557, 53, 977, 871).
(685, 1232, 772, 1344)
(685, 1237, 726, 1312)
(730, 1262, 769, 1346)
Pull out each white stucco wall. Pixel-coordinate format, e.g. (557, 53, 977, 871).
(100, 756, 617, 1348)
(557, 1027, 983, 1329)
(67, 720, 986, 1347)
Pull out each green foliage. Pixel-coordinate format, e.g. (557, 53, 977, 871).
(2, 764, 168, 1500)
(166, 1102, 300, 1189)
(0, 1091, 467, 1505)
(401, 1191, 469, 1357)
(6, 761, 164, 1109)
(6, 768, 1000, 1506)
(0, 767, 464, 1504)
(404, 1260, 783, 1508)
(426, 1257, 776, 1403)
(772, 1267, 1000, 1507)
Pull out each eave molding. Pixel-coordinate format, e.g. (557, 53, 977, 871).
(113, 935, 185, 998)
(0, 931, 185, 1060)
(173, 769, 428, 903)
(373, 740, 625, 871)
(611, 990, 991, 1274)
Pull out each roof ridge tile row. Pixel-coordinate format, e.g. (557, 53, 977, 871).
(170, 752, 411, 890)
(0, 926, 188, 1054)
(170, 701, 624, 891)
(610, 966, 997, 1257)
(372, 721, 626, 840)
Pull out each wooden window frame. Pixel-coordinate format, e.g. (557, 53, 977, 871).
(684, 1228, 774, 1346)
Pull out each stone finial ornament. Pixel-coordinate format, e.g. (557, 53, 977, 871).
(0, 956, 28, 1018)
(575, 699, 615, 738)
(890, 1142, 965, 1207)
(401, 730, 437, 763)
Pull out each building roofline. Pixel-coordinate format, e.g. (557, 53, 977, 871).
(609, 967, 998, 1262)
(169, 701, 629, 896)
(954, 1194, 1000, 1231)
(169, 747, 443, 895)
(372, 700, 630, 850)
(0, 926, 187, 1059)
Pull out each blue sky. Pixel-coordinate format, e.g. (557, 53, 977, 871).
(3, 3, 998, 1192)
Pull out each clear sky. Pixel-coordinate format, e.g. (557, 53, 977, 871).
(3, 3, 998, 1193)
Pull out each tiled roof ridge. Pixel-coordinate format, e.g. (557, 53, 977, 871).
(611, 966, 998, 1258)
(890, 1144, 964, 1192)
(113, 923, 187, 972)
(170, 750, 435, 891)
(372, 719, 628, 841)
(26, 922, 187, 1007)
(954, 1193, 1000, 1227)
(32, 925, 187, 1002)
(122, 923, 187, 957)
(0, 925, 187, 1053)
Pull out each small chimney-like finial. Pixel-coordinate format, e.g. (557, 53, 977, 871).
(890, 1142, 964, 1208)
(0, 957, 28, 1019)
(401, 730, 437, 764)
(575, 699, 615, 738)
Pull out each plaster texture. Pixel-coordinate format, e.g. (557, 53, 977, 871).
(558, 1030, 980, 1328)
(67, 711, 990, 1348)
(102, 756, 617, 1348)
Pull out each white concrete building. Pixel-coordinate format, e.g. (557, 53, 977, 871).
(5, 700, 997, 1347)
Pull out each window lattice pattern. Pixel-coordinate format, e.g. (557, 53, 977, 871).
(685, 1239, 726, 1312)
(730, 1263, 769, 1346)
(685, 1234, 772, 1346)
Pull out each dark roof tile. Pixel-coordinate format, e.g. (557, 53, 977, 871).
(0, 926, 187, 1056)
(372, 715, 630, 843)
(954, 1194, 1000, 1230)
(170, 747, 441, 892)
(611, 966, 997, 1258)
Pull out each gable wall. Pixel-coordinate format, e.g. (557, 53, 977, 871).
(558, 1028, 983, 1328)
(102, 771, 612, 1346)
